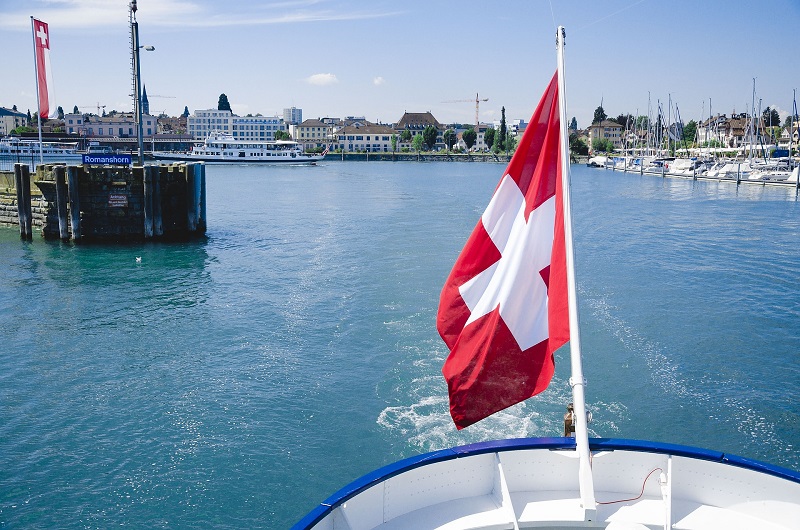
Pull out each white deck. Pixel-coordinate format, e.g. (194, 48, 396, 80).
(302, 443, 800, 530)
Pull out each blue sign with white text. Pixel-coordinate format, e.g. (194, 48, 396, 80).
(82, 154, 132, 165)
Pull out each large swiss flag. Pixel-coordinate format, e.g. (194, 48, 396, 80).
(438, 72, 568, 429)
(32, 18, 56, 119)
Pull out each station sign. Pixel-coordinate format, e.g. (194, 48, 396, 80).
(83, 154, 132, 165)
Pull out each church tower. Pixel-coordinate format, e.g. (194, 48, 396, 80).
(141, 84, 150, 115)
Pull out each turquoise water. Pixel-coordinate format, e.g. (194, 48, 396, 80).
(1, 162, 798, 528)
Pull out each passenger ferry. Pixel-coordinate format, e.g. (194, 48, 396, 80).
(0, 136, 83, 169)
(293, 27, 800, 530)
(155, 132, 326, 164)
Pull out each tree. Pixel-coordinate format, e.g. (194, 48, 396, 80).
(784, 115, 795, 129)
(182, 106, 190, 117)
(72, 105, 79, 114)
(592, 137, 614, 153)
(484, 127, 495, 150)
(422, 125, 438, 150)
(391, 134, 398, 152)
(401, 129, 412, 143)
(217, 93, 231, 112)
(57, 106, 64, 120)
(505, 133, 517, 153)
(443, 128, 456, 150)
(274, 130, 291, 140)
(27, 109, 32, 124)
(682, 120, 697, 144)
(462, 128, 477, 150)
(613, 114, 634, 128)
(762, 107, 780, 128)
(498, 106, 507, 151)
(569, 132, 589, 156)
(12, 105, 17, 112)
(593, 105, 607, 124)
(412, 134, 424, 152)
(569, 117, 578, 130)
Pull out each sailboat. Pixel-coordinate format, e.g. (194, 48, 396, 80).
(293, 27, 800, 530)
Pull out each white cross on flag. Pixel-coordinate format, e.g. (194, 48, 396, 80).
(437, 72, 569, 429)
(32, 18, 56, 119)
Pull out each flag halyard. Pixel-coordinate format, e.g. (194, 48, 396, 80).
(438, 71, 568, 429)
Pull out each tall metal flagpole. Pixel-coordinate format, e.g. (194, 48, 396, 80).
(556, 25, 597, 520)
(30, 17, 44, 166)
(131, 1, 145, 166)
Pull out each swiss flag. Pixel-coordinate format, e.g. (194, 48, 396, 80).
(438, 71, 568, 429)
(32, 18, 56, 119)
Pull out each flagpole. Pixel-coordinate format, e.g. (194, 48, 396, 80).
(30, 16, 44, 166)
(556, 25, 596, 520)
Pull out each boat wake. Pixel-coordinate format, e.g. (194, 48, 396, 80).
(584, 288, 792, 467)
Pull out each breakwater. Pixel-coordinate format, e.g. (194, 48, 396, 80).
(326, 151, 511, 163)
(0, 163, 206, 242)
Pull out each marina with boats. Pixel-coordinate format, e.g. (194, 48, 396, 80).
(587, 154, 799, 185)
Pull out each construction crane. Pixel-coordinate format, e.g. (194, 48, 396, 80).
(77, 103, 107, 115)
(441, 93, 489, 127)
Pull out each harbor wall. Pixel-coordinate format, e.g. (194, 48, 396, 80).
(326, 151, 512, 163)
(0, 163, 206, 242)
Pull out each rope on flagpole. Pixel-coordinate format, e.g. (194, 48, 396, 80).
(556, 25, 597, 521)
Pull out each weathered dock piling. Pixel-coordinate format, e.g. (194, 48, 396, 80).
(13, 164, 33, 240)
(54, 165, 69, 240)
(0, 162, 206, 242)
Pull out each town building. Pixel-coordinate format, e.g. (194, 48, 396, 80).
(157, 114, 187, 134)
(291, 119, 333, 151)
(454, 123, 493, 151)
(394, 111, 444, 150)
(333, 123, 396, 152)
(63, 112, 157, 138)
(283, 107, 302, 125)
(777, 124, 799, 152)
(697, 113, 762, 148)
(0, 107, 27, 136)
(588, 120, 624, 150)
(187, 109, 285, 141)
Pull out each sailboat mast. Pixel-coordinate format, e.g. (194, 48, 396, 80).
(556, 25, 596, 521)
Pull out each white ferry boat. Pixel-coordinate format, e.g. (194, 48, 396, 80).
(155, 132, 325, 164)
(0, 136, 83, 168)
(293, 27, 800, 530)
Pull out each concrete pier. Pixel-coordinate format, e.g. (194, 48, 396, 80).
(0, 163, 207, 242)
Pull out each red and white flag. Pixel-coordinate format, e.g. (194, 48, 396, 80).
(438, 71, 568, 429)
(32, 18, 56, 119)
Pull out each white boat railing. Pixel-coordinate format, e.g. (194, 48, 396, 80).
(293, 437, 800, 530)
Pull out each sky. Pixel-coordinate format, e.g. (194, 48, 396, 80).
(1, 0, 799, 129)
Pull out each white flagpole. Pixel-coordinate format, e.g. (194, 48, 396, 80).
(556, 25, 597, 520)
(30, 16, 44, 166)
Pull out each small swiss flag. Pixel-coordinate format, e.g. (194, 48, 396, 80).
(437, 71, 568, 429)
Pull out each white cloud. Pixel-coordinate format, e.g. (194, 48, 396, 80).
(0, 0, 401, 30)
(306, 73, 338, 86)
(373, 76, 386, 86)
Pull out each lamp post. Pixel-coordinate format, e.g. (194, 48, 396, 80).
(130, 0, 154, 166)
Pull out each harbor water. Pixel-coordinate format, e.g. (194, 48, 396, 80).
(1, 162, 798, 528)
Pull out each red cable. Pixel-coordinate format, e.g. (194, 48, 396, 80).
(596, 468, 664, 505)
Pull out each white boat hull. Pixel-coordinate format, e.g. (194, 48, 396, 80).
(294, 438, 800, 530)
(154, 152, 324, 164)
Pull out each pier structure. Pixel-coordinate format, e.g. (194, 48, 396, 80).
(0, 162, 206, 242)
